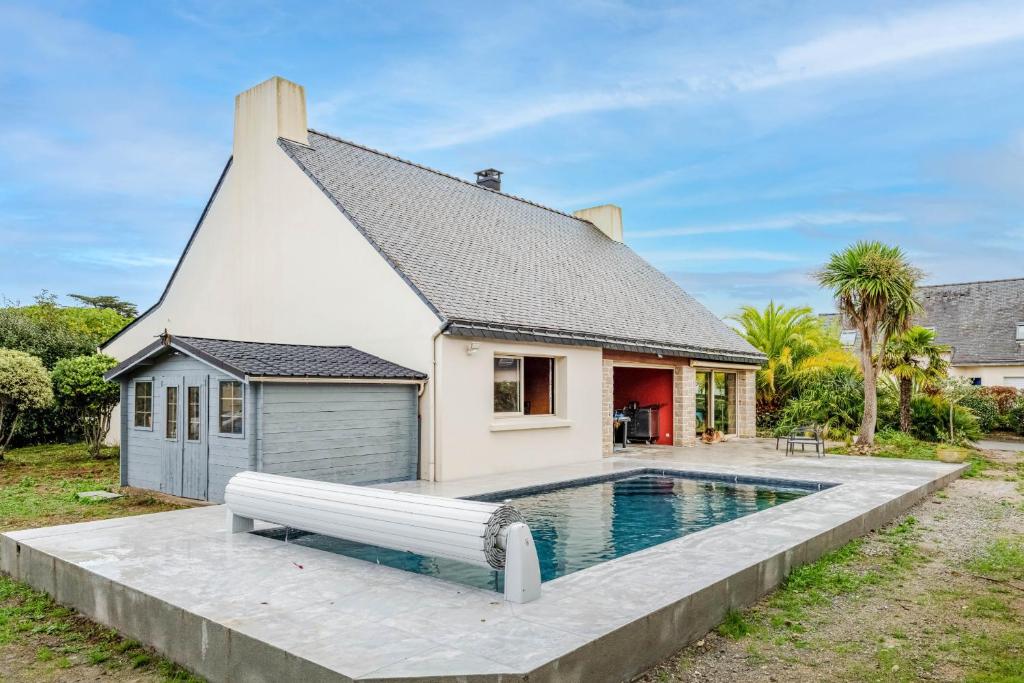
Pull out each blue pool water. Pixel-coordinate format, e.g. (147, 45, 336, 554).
(259, 472, 816, 592)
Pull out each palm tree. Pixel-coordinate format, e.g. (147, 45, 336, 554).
(729, 301, 847, 405)
(817, 241, 921, 445)
(883, 326, 950, 432)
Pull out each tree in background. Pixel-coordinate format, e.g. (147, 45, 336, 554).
(0, 349, 53, 460)
(0, 292, 132, 446)
(817, 241, 921, 446)
(883, 326, 950, 433)
(52, 354, 120, 458)
(729, 301, 851, 424)
(68, 294, 138, 319)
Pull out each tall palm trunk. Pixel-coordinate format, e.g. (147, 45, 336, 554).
(899, 377, 912, 433)
(858, 327, 877, 445)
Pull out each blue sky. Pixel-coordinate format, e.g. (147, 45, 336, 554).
(1, 1, 1022, 317)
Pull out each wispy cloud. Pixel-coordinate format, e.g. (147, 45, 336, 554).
(629, 211, 902, 238)
(62, 250, 177, 269)
(640, 249, 802, 266)
(405, 2, 1024, 150)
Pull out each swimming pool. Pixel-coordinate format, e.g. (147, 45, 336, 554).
(258, 470, 826, 592)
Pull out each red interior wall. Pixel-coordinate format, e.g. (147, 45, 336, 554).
(613, 367, 673, 444)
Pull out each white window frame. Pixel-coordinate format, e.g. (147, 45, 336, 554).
(217, 380, 245, 438)
(1016, 322, 1024, 342)
(132, 378, 154, 431)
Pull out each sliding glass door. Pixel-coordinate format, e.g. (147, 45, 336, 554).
(695, 371, 733, 435)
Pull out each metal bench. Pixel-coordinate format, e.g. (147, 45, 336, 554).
(779, 425, 824, 457)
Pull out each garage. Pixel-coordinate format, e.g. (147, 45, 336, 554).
(104, 333, 426, 502)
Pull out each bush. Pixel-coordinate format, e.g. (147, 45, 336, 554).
(908, 394, 981, 443)
(1009, 394, 1024, 436)
(961, 389, 1002, 432)
(0, 349, 53, 459)
(52, 354, 120, 458)
(775, 365, 864, 438)
(960, 386, 1023, 434)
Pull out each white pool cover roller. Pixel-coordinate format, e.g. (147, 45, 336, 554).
(224, 471, 541, 602)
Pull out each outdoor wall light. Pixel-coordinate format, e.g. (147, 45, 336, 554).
(466, 342, 481, 355)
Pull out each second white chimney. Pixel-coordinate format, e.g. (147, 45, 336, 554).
(573, 204, 623, 242)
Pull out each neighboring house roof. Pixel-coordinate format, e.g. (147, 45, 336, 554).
(104, 334, 427, 383)
(820, 277, 1024, 366)
(278, 130, 764, 365)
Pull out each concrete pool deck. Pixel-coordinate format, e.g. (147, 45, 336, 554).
(1, 444, 965, 682)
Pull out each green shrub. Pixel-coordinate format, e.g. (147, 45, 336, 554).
(908, 394, 981, 443)
(0, 349, 54, 458)
(52, 354, 120, 458)
(1010, 394, 1024, 436)
(961, 389, 1001, 432)
(775, 365, 864, 438)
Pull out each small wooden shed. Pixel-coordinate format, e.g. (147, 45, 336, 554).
(105, 334, 426, 502)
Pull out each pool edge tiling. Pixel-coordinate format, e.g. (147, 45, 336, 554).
(0, 449, 966, 683)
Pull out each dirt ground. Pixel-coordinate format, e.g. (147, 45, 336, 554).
(638, 448, 1024, 682)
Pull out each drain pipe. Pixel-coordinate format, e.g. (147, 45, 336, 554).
(429, 322, 450, 482)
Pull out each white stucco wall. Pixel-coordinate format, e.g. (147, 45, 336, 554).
(103, 78, 441, 454)
(949, 365, 1024, 388)
(433, 335, 603, 481)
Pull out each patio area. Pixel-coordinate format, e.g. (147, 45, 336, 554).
(0, 441, 965, 682)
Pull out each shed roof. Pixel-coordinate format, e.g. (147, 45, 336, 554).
(278, 131, 764, 365)
(104, 334, 427, 382)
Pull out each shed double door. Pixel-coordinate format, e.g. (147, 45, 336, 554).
(160, 374, 210, 500)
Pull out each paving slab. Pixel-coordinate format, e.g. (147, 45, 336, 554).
(0, 444, 964, 682)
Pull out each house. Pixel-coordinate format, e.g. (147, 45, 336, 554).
(824, 277, 1024, 388)
(101, 77, 763, 501)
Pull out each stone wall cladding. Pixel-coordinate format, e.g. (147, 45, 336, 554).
(602, 358, 615, 456)
(602, 350, 696, 451)
(736, 369, 757, 437)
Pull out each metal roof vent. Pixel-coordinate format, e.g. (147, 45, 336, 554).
(475, 168, 502, 191)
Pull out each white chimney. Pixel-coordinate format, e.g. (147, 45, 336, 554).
(573, 204, 623, 242)
(233, 76, 308, 159)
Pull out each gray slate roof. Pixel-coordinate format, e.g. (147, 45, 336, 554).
(279, 131, 763, 364)
(105, 335, 426, 381)
(918, 279, 1024, 366)
(821, 278, 1024, 366)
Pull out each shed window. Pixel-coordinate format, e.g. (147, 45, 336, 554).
(187, 386, 201, 441)
(219, 381, 244, 435)
(1016, 323, 1024, 341)
(133, 381, 152, 428)
(493, 355, 556, 416)
(165, 386, 178, 440)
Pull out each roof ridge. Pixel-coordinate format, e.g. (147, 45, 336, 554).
(176, 335, 354, 350)
(920, 277, 1024, 289)
(304, 129, 595, 225)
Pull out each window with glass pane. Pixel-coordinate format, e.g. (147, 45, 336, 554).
(493, 357, 521, 413)
(695, 372, 709, 435)
(1016, 323, 1024, 341)
(713, 372, 731, 434)
(165, 386, 178, 439)
(187, 386, 201, 440)
(133, 381, 152, 428)
(219, 381, 243, 434)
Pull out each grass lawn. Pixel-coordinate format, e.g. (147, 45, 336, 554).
(0, 442, 200, 682)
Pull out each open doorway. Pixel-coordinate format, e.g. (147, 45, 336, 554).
(613, 366, 673, 444)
